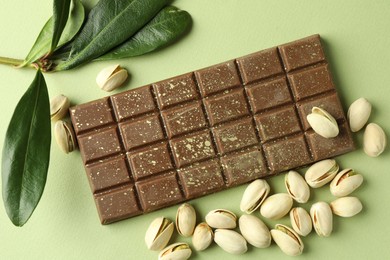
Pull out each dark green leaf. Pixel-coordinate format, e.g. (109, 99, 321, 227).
(55, 0, 169, 71)
(2, 70, 51, 226)
(97, 6, 192, 61)
(51, 0, 71, 51)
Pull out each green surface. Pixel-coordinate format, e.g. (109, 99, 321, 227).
(0, 0, 389, 259)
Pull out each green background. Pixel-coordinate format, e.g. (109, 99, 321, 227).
(0, 0, 389, 259)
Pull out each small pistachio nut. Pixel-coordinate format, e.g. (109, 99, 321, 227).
(270, 224, 304, 256)
(305, 159, 339, 188)
(54, 120, 77, 154)
(285, 171, 310, 203)
(290, 207, 312, 237)
(96, 64, 128, 92)
(348, 97, 372, 132)
(158, 242, 192, 260)
(50, 94, 70, 121)
(363, 123, 387, 157)
(330, 168, 363, 197)
(310, 202, 333, 237)
(205, 209, 237, 229)
(176, 203, 196, 237)
(260, 193, 293, 220)
(239, 214, 271, 248)
(214, 229, 247, 255)
(330, 197, 363, 217)
(240, 179, 270, 214)
(307, 106, 339, 138)
(145, 217, 174, 251)
(192, 222, 213, 251)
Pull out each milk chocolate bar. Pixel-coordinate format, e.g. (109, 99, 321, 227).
(70, 35, 354, 224)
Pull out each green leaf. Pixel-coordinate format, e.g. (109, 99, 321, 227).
(2, 70, 51, 226)
(55, 0, 169, 71)
(97, 6, 192, 61)
(51, 0, 71, 51)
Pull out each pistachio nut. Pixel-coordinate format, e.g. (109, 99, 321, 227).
(260, 193, 293, 220)
(289, 207, 312, 237)
(240, 179, 270, 214)
(330, 197, 363, 217)
(54, 120, 77, 154)
(305, 159, 339, 188)
(205, 209, 237, 229)
(285, 171, 310, 203)
(96, 64, 128, 92)
(270, 224, 304, 256)
(348, 97, 372, 132)
(214, 229, 247, 255)
(176, 203, 196, 237)
(158, 242, 192, 260)
(50, 94, 70, 121)
(310, 202, 333, 237)
(239, 214, 271, 248)
(192, 222, 213, 251)
(330, 168, 363, 197)
(145, 217, 174, 251)
(363, 123, 387, 157)
(307, 106, 339, 138)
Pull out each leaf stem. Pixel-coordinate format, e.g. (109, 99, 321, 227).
(0, 56, 24, 67)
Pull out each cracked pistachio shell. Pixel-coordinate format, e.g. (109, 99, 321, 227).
(96, 64, 128, 92)
(310, 202, 333, 237)
(348, 97, 372, 132)
(330, 169, 363, 197)
(145, 217, 174, 251)
(270, 224, 304, 256)
(205, 209, 237, 229)
(214, 229, 247, 255)
(363, 123, 387, 157)
(240, 179, 270, 214)
(239, 214, 271, 248)
(54, 120, 77, 154)
(158, 242, 192, 260)
(305, 159, 339, 188)
(307, 106, 339, 138)
(176, 203, 196, 237)
(260, 193, 293, 220)
(192, 222, 213, 251)
(330, 197, 363, 217)
(285, 171, 310, 203)
(50, 94, 70, 121)
(290, 207, 312, 237)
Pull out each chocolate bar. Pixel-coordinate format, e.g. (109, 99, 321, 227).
(70, 35, 354, 224)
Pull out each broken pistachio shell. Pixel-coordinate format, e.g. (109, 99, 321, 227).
(330, 168, 363, 197)
(50, 94, 70, 121)
(145, 217, 174, 251)
(310, 202, 333, 237)
(260, 193, 293, 220)
(54, 120, 77, 154)
(192, 222, 213, 251)
(158, 242, 192, 260)
(214, 229, 247, 255)
(305, 159, 339, 188)
(330, 197, 363, 217)
(240, 179, 270, 214)
(348, 97, 372, 132)
(290, 207, 312, 237)
(285, 171, 310, 203)
(96, 64, 128, 92)
(176, 203, 196, 237)
(363, 123, 387, 157)
(307, 106, 339, 138)
(270, 224, 304, 256)
(239, 214, 271, 248)
(205, 209, 237, 229)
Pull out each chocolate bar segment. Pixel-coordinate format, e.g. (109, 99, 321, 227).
(70, 34, 355, 224)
